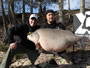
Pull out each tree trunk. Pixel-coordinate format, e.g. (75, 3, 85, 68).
(43, 5, 46, 13)
(0, 0, 7, 41)
(8, 0, 12, 25)
(30, 0, 33, 14)
(80, 0, 85, 14)
(68, 0, 70, 19)
(42, 4, 46, 16)
(22, 0, 25, 23)
(58, 0, 64, 24)
(10, 0, 16, 25)
(38, 0, 42, 13)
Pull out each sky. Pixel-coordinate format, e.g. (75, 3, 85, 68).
(0, 0, 90, 14)
(24, 0, 81, 13)
(27, 0, 81, 13)
(48, 0, 90, 11)
(47, 0, 80, 11)
(64, 0, 80, 10)
(31, 0, 90, 13)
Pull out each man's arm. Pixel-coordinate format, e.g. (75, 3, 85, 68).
(7, 24, 24, 49)
(8, 26, 16, 44)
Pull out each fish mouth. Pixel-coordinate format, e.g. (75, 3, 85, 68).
(27, 36, 30, 40)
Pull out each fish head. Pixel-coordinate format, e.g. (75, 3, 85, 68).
(27, 31, 40, 44)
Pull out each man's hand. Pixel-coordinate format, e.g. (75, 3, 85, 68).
(35, 42, 42, 49)
(10, 43, 17, 50)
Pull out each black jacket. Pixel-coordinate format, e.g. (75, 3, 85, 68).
(8, 22, 40, 50)
(41, 21, 66, 30)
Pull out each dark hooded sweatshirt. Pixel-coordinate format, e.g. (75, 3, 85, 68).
(8, 22, 40, 50)
(41, 20, 66, 30)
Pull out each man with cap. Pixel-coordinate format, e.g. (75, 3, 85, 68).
(42, 9, 66, 29)
(41, 9, 67, 65)
(0, 14, 41, 68)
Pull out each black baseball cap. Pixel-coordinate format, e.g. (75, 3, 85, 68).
(46, 10, 55, 15)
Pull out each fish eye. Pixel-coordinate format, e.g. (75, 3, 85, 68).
(30, 34, 33, 37)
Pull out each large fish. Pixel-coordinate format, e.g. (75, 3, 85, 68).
(27, 28, 85, 52)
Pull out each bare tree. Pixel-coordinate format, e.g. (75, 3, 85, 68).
(9, 0, 16, 25)
(80, 0, 85, 14)
(58, 0, 64, 24)
(30, 0, 33, 14)
(8, 0, 12, 25)
(68, 0, 71, 19)
(10, 0, 20, 25)
(0, 0, 7, 41)
(22, 0, 25, 23)
(38, 0, 42, 13)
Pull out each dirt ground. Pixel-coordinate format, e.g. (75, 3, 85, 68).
(0, 42, 90, 68)
(0, 25, 90, 68)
